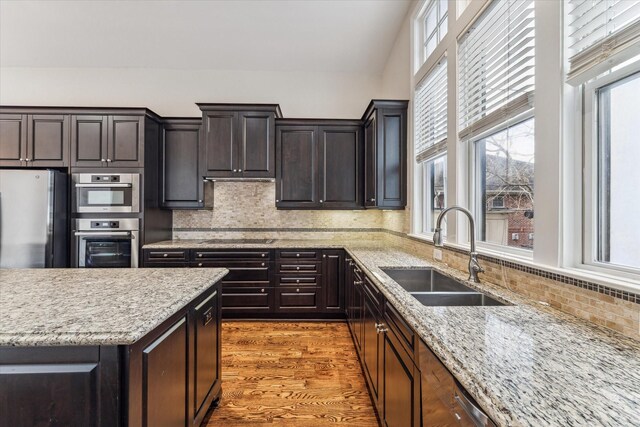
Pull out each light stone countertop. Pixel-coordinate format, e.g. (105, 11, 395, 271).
(0, 268, 227, 346)
(143, 239, 640, 427)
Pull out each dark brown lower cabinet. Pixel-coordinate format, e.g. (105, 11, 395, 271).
(222, 287, 274, 315)
(143, 317, 188, 427)
(0, 284, 222, 427)
(362, 288, 384, 413)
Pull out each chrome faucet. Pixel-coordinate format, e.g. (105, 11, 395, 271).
(432, 206, 484, 283)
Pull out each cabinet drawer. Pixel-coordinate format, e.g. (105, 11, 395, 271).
(385, 301, 415, 354)
(276, 275, 319, 287)
(222, 287, 273, 311)
(193, 261, 270, 282)
(145, 250, 188, 262)
(277, 250, 320, 260)
(192, 250, 270, 260)
(276, 287, 319, 310)
(277, 263, 320, 274)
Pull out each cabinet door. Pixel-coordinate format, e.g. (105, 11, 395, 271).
(377, 108, 406, 208)
(71, 115, 108, 167)
(194, 290, 220, 418)
(108, 115, 144, 167)
(0, 113, 27, 166)
(382, 324, 420, 427)
(364, 114, 377, 207)
(362, 290, 382, 406)
(352, 274, 364, 353)
(238, 111, 275, 178)
(345, 258, 353, 321)
(321, 249, 344, 313)
(27, 114, 69, 167)
(318, 125, 363, 209)
(222, 287, 274, 316)
(275, 125, 319, 208)
(143, 317, 188, 427)
(162, 123, 203, 208)
(201, 111, 237, 178)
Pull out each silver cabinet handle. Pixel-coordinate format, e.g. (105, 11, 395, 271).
(198, 262, 203, 267)
(296, 253, 300, 257)
(261, 288, 265, 293)
(369, 198, 376, 202)
(238, 169, 242, 172)
(261, 253, 266, 257)
(319, 200, 323, 203)
(19, 158, 24, 162)
(296, 266, 300, 270)
(296, 288, 300, 292)
(261, 262, 265, 266)
(198, 199, 202, 203)
(101, 158, 106, 162)
(233, 169, 238, 172)
(106, 159, 112, 162)
(25, 158, 31, 162)
(163, 253, 168, 257)
(296, 279, 300, 284)
(322, 254, 326, 258)
(198, 253, 203, 257)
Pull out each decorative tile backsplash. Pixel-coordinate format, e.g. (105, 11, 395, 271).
(172, 181, 639, 339)
(172, 181, 386, 240)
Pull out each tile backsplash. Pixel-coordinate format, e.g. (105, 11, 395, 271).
(172, 181, 639, 340)
(172, 181, 385, 238)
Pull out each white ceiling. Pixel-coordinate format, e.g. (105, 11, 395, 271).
(0, 0, 411, 74)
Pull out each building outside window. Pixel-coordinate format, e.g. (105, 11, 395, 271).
(475, 118, 535, 249)
(422, 155, 447, 233)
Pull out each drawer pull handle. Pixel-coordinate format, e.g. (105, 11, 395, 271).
(261, 262, 265, 266)
(198, 263, 203, 267)
(262, 253, 266, 257)
(296, 288, 300, 292)
(296, 279, 300, 284)
(323, 254, 326, 258)
(198, 254, 203, 258)
(163, 253, 168, 257)
(203, 307, 213, 326)
(296, 266, 300, 270)
(261, 288, 265, 293)
(296, 253, 300, 257)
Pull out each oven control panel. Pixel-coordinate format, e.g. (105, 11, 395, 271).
(91, 221, 120, 229)
(91, 175, 121, 182)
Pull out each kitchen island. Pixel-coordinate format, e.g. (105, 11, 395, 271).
(0, 268, 227, 427)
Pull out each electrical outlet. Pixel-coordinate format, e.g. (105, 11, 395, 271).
(433, 249, 443, 261)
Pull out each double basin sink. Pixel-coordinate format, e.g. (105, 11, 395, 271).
(381, 268, 509, 307)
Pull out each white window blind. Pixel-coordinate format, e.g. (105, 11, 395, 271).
(415, 59, 447, 162)
(567, 0, 640, 84)
(458, 0, 535, 140)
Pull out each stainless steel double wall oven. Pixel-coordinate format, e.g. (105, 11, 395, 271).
(72, 173, 140, 268)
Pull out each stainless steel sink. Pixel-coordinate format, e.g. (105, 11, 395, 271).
(410, 292, 508, 307)
(381, 268, 475, 293)
(381, 267, 510, 307)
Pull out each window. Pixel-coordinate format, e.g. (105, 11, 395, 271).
(414, 58, 447, 237)
(419, 0, 448, 66)
(422, 155, 447, 233)
(474, 118, 535, 250)
(594, 71, 640, 270)
(458, 0, 535, 253)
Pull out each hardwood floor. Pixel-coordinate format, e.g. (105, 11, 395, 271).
(204, 321, 379, 426)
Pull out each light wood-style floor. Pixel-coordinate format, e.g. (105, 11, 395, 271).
(204, 321, 379, 426)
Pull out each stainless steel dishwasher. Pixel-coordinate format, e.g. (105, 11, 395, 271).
(418, 340, 496, 426)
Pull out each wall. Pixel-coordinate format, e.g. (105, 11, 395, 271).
(173, 182, 386, 241)
(380, 7, 412, 99)
(0, 67, 382, 119)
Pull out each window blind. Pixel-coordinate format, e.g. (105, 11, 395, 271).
(415, 59, 447, 162)
(567, 0, 640, 84)
(458, 0, 535, 140)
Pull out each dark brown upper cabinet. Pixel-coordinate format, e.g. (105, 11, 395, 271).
(160, 118, 203, 209)
(0, 113, 69, 167)
(198, 104, 281, 179)
(276, 119, 363, 210)
(0, 113, 28, 167)
(362, 100, 408, 209)
(71, 114, 144, 168)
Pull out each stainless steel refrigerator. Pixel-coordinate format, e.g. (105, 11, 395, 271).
(0, 169, 68, 268)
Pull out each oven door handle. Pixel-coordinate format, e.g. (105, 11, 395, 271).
(74, 183, 132, 188)
(74, 232, 134, 237)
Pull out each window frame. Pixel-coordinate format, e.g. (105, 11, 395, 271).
(417, 0, 448, 68)
(420, 153, 448, 237)
(582, 60, 640, 280)
(468, 110, 535, 259)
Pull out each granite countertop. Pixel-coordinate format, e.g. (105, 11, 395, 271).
(142, 238, 386, 249)
(0, 268, 228, 346)
(143, 239, 640, 426)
